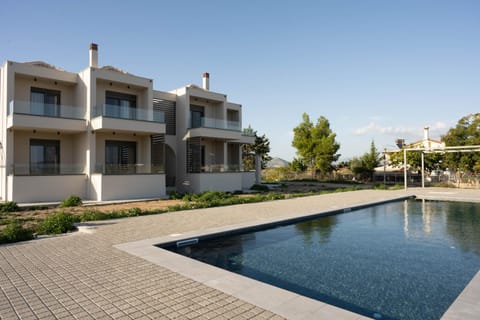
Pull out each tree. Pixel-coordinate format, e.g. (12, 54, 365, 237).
(349, 141, 381, 181)
(290, 157, 307, 173)
(242, 126, 272, 170)
(292, 113, 340, 177)
(442, 113, 480, 173)
(389, 149, 444, 172)
(362, 140, 381, 176)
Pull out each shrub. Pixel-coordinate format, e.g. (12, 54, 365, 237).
(79, 210, 104, 222)
(36, 211, 76, 235)
(122, 207, 142, 217)
(198, 191, 232, 202)
(168, 191, 183, 200)
(0, 222, 34, 243)
(60, 195, 83, 208)
(0, 201, 20, 213)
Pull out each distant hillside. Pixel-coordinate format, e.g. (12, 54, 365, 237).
(266, 157, 289, 168)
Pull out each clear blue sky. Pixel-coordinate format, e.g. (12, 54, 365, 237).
(2, 0, 479, 161)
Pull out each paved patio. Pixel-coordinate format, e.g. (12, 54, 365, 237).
(1, 188, 479, 319)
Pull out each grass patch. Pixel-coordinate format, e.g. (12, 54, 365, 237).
(373, 184, 404, 190)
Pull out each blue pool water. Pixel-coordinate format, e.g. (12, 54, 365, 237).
(164, 200, 480, 320)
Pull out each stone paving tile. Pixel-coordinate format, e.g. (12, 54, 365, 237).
(1, 189, 478, 320)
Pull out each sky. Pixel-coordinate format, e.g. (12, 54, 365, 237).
(1, 0, 479, 161)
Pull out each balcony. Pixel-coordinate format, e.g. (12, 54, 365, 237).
(7, 101, 86, 132)
(192, 117, 241, 131)
(186, 117, 247, 140)
(91, 105, 166, 134)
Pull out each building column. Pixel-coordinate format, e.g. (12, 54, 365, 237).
(223, 142, 228, 171)
(255, 154, 261, 184)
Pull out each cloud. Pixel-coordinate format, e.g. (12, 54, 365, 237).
(353, 120, 453, 139)
(353, 122, 418, 137)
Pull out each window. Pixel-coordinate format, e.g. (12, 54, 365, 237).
(105, 91, 136, 119)
(151, 134, 165, 173)
(30, 139, 60, 175)
(190, 105, 204, 128)
(186, 137, 202, 173)
(105, 140, 136, 174)
(30, 87, 61, 117)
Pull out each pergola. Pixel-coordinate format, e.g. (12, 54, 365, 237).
(402, 145, 480, 190)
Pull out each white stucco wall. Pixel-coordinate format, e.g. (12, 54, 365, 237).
(241, 171, 256, 189)
(188, 173, 243, 193)
(91, 173, 165, 201)
(14, 74, 77, 107)
(95, 79, 149, 111)
(8, 175, 86, 203)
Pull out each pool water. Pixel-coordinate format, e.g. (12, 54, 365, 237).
(165, 200, 480, 320)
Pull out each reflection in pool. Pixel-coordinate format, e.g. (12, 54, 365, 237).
(164, 200, 480, 320)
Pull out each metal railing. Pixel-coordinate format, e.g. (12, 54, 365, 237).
(92, 105, 165, 123)
(94, 163, 164, 175)
(189, 164, 243, 173)
(10, 163, 85, 176)
(191, 117, 241, 131)
(8, 101, 85, 119)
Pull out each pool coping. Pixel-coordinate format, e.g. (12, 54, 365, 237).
(116, 195, 416, 320)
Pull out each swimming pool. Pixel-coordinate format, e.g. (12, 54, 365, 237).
(163, 200, 480, 320)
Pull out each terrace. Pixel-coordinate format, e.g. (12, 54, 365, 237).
(0, 188, 478, 319)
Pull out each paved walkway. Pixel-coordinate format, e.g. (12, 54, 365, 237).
(1, 188, 479, 319)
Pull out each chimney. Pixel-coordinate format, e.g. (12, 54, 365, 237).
(423, 126, 430, 150)
(202, 72, 209, 90)
(423, 126, 430, 141)
(89, 43, 98, 68)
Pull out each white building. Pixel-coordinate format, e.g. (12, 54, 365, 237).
(0, 44, 255, 202)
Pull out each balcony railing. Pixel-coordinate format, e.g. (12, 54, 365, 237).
(9, 101, 84, 119)
(92, 105, 165, 123)
(10, 163, 85, 176)
(191, 117, 241, 131)
(94, 163, 164, 175)
(188, 164, 243, 173)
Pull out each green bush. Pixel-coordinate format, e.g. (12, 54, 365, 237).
(60, 195, 83, 208)
(79, 210, 105, 222)
(0, 222, 34, 243)
(168, 191, 183, 200)
(36, 211, 76, 235)
(0, 201, 20, 213)
(121, 207, 142, 217)
(374, 184, 403, 190)
(199, 191, 232, 202)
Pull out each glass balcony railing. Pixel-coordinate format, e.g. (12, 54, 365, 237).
(94, 163, 164, 175)
(92, 105, 165, 123)
(8, 101, 85, 119)
(188, 164, 243, 173)
(191, 117, 241, 131)
(10, 163, 86, 176)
